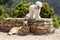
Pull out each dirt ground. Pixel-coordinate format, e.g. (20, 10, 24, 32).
(0, 32, 60, 40)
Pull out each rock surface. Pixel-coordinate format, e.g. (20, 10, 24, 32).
(28, 19, 54, 35)
(0, 18, 54, 34)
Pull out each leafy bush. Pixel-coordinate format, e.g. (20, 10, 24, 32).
(12, 1, 34, 18)
(52, 15, 60, 28)
(0, 13, 10, 18)
(0, 5, 5, 16)
(0, 5, 10, 18)
(40, 2, 54, 18)
(58, 20, 60, 26)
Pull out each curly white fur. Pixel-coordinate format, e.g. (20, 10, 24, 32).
(26, 1, 42, 19)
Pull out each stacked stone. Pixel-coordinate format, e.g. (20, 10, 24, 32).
(0, 18, 54, 35)
(28, 18, 54, 35)
(0, 18, 26, 31)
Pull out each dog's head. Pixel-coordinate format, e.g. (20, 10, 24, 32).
(35, 1, 42, 9)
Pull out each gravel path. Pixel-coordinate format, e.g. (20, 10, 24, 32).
(0, 32, 60, 40)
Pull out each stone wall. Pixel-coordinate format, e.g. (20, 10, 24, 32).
(0, 18, 28, 31)
(28, 18, 54, 34)
(0, 18, 54, 34)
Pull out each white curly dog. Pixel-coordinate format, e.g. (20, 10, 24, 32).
(26, 1, 42, 19)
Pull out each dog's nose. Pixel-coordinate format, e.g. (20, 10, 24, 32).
(37, 6, 40, 9)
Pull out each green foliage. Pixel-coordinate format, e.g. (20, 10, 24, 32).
(0, 5, 10, 18)
(40, 2, 54, 18)
(0, 13, 10, 18)
(58, 20, 60, 26)
(40, 2, 59, 27)
(52, 15, 60, 28)
(12, 1, 34, 18)
(0, 5, 5, 16)
(59, 20, 60, 24)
